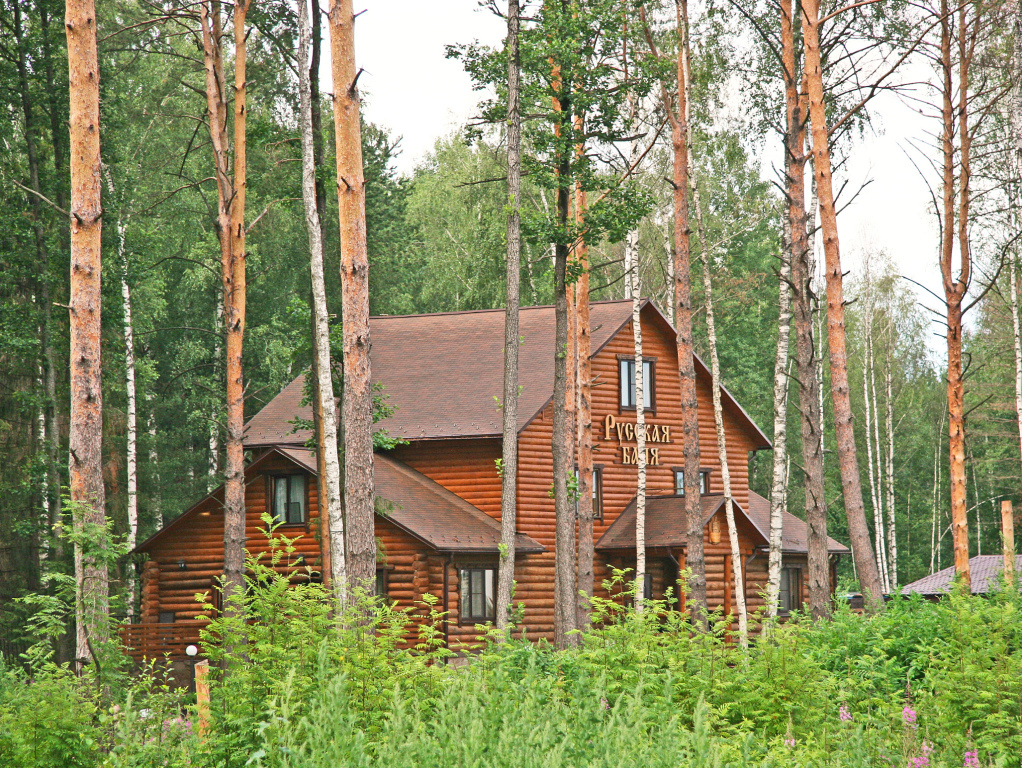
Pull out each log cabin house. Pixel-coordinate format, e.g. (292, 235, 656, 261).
(122, 299, 849, 661)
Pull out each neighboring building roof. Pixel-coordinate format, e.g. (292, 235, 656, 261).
(596, 494, 769, 551)
(900, 555, 1022, 597)
(242, 300, 772, 449)
(137, 446, 543, 556)
(745, 490, 851, 554)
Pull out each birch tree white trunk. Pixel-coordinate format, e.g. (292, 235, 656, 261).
(868, 305, 890, 589)
(766, 222, 792, 624)
(209, 293, 222, 492)
(884, 321, 897, 588)
(120, 236, 138, 622)
(299, 0, 346, 598)
(147, 401, 162, 530)
(626, 181, 647, 613)
(696, 186, 748, 646)
(861, 290, 889, 592)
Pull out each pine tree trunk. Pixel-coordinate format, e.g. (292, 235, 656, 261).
(328, 0, 376, 593)
(802, 0, 884, 607)
(66, 0, 108, 665)
(300, 0, 346, 599)
(496, 0, 522, 632)
(199, 0, 247, 604)
(696, 189, 749, 643)
(938, 0, 971, 585)
(673, 0, 707, 624)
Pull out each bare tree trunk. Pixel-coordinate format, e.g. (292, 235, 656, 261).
(767, 0, 797, 625)
(1012, 250, 1022, 493)
(802, 0, 884, 607)
(147, 400, 162, 530)
(66, 0, 108, 664)
(299, 0, 346, 599)
(575, 187, 595, 627)
(885, 324, 897, 588)
(328, 0, 376, 593)
(496, 0, 522, 632)
(696, 189, 748, 644)
(939, 0, 971, 586)
(673, 0, 707, 623)
(1010, 0, 1022, 519)
(862, 298, 889, 592)
(199, 0, 248, 603)
(119, 221, 138, 622)
(868, 298, 890, 590)
(627, 192, 647, 614)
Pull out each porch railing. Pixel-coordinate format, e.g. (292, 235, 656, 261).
(118, 621, 205, 661)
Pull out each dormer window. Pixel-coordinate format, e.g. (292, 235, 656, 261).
(619, 358, 654, 410)
(271, 474, 307, 525)
(674, 469, 709, 495)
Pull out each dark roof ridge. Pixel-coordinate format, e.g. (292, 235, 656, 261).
(369, 298, 635, 322)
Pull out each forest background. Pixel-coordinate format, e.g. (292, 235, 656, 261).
(0, 0, 1017, 643)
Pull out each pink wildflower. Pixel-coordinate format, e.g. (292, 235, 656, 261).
(839, 704, 852, 722)
(902, 705, 917, 729)
(963, 750, 980, 768)
(922, 742, 934, 756)
(784, 738, 796, 748)
(600, 697, 610, 711)
(911, 755, 929, 768)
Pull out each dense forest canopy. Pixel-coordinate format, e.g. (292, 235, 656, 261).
(0, 0, 1019, 640)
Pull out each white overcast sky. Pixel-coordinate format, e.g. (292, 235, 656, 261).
(346, 0, 952, 350)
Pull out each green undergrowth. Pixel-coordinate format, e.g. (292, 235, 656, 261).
(3, 527, 1022, 767)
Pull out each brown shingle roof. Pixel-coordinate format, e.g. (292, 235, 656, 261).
(745, 491, 850, 554)
(900, 555, 1022, 596)
(596, 494, 769, 551)
(137, 447, 543, 555)
(243, 300, 771, 448)
(373, 452, 544, 554)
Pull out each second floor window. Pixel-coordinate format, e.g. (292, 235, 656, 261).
(674, 469, 709, 495)
(619, 358, 654, 410)
(271, 474, 306, 525)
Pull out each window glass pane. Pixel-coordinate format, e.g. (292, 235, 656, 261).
(779, 569, 791, 611)
(643, 572, 653, 600)
(472, 571, 484, 618)
(460, 570, 470, 618)
(642, 360, 653, 408)
(289, 475, 305, 523)
(620, 360, 633, 407)
(376, 569, 387, 597)
(485, 569, 494, 618)
(675, 470, 684, 495)
(274, 477, 288, 523)
(699, 471, 708, 495)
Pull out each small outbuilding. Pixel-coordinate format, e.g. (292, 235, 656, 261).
(899, 555, 1022, 598)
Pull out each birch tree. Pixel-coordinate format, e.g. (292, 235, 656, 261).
(328, 0, 376, 592)
(66, 0, 108, 663)
(299, 0, 346, 598)
(496, 0, 522, 631)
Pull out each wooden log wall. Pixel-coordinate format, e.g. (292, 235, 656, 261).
(143, 455, 324, 623)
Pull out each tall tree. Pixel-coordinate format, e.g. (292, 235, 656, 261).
(802, 0, 885, 606)
(298, 0, 346, 598)
(66, 0, 107, 663)
(198, 0, 249, 602)
(639, 0, 707, 622)
(328, 0, 376, 592)
(496, 0, 522, 632)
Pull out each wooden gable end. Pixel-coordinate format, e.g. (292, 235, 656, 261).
(515, 302, 765, 549)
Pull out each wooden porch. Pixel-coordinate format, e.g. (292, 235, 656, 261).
(118, 621, 205, 661)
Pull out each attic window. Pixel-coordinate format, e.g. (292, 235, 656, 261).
(674, 469, 709, 495)
(619, 358, 654, 410)
(271, 474, 306, 525)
